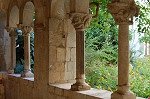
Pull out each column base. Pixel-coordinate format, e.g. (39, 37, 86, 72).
(71, 82, 91, 91)
(7, 69, 14, 74)
(21, 70, 34, 78)
(111, 91, 136, 99)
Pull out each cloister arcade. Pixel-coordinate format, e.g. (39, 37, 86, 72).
(0, 0, 140, 99)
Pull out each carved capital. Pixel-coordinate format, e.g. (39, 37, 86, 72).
(5, 27, 17, 37)
(69, 13, 92, 31)
(22, 26, 33, 36)
(17, 24, 32, 36)
(108, 0, 139, 25)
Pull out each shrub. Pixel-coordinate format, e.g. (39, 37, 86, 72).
(130, 57, 150, 98)
(85, 50, 150, 98)
(85, 49, 118, 91)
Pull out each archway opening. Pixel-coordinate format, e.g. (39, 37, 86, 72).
(9, 6, 19, 27)
(7, 5, 19, 73)
(15, 1, 35, 74)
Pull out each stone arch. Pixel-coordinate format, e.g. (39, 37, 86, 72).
(7, 0, 19, 27)
(7, 5, 19, 73)
(51, 0, 70, 19)
(0, 10, 7, 71)
(23, 1, 35, 26)
(9, 6, 19, 27)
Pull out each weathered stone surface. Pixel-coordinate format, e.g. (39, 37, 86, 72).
(70, 47, 76, 62)
(66, 48, 71, 61)
(0, 0, 139, 99)
(66, 61, 76, 72)
(108, 0, 139, 98)
(57, 47, 66, 62)
(0, 84, 4, 99)
(111, 91, 136, 99)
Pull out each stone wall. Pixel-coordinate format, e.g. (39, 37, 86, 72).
(48, 0, 76, 84)
(3, 74, 113, 99)
(65, 19, 76, 83)
(3, 29, 11, 71)
(0, 12, 10, 71)
(49, 18, 76, 84)
(5, 74, 34, 99)
(0, 72, 6, 99)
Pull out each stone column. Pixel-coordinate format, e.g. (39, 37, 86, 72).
(21, 26, 34, 77)
(108, 1, 139, 99)
(5, 27, 17, 74)
(70, 13, 91, 91)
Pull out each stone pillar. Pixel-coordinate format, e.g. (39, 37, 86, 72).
(70, 13, 91, 91)
(108, 1, 139, 99)
(5, 27, 17, 73)
(21, 26, 34, 77)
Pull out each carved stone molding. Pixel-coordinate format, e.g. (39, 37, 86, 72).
(108, 1, 139, 25)
(22, 26, 32, 36)
(5, 27, 17, 37)
(17, 24, 32, 36)
(69, 13, 92, 31)
(117, 84, 130, 94)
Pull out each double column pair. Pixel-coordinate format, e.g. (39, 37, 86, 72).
(70, 2, 139, 98)
(6, 25, 34, 77)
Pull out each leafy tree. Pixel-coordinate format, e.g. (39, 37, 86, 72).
(86, 0, 118, 65)
(136, 1, 150, 43)
(85, 0, 150, 98)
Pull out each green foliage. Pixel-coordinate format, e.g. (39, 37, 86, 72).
(86, 0, 118, 65)
(86, 55, 150, 98)
(85, 49, 118, 91)
(130, 57, 150, 98)
(86, 0, 118, 92)
(86, 1, 150, 98)
(136, 1, 150, 43)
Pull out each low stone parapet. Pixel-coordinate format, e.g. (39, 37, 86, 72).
(0, 72, 6, 99)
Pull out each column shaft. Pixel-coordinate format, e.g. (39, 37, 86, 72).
(71, 29, 91, 91)
(76, 30, 85, 84)
(107, 1, 139, 99)
(20, 26, 34, 77)
(118, 25, 129, 93)
(6, 28, 17, 73)
(24, 34, 31, 70)
(70, 13, 91, 91)
(11, 35, 16, 70)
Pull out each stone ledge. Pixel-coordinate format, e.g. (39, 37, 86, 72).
(49, 83, 111, 99)
(49, 83, 146, 99)
(1, 73, 146, 99)
(8, 74, 34, 81)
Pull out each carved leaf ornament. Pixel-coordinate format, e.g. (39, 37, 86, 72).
(108, 1, 139, 25)
(69, 13, 92, 31)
